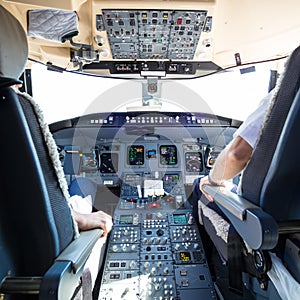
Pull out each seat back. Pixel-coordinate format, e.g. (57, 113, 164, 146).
(0, 85, 74, 274)
(241, 45, 300, 220)
(0, 4, 74, 292)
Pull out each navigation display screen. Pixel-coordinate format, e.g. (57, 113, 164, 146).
(100, 153, 118, 173)
(185, 152, 203, 173)
(160, 145, 177, 165)
(128, 145, 144, 165)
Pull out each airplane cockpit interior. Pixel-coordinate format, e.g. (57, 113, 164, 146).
(1, 1, 300, 299)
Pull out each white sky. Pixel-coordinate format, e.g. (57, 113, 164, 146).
(31, 62, 272, 124)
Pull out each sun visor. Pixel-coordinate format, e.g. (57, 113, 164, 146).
(28, 9, 78, 43)
(0, 5, 28, 79)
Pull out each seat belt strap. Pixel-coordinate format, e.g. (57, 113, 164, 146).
(227, 226, 244, 295)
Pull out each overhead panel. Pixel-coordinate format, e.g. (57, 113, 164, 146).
(99, 9, 210, 60)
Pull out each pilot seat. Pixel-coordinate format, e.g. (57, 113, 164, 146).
(0, 5, 106, 300)
(196, 45, 300, 299)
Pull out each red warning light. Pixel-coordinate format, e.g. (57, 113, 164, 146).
(177, 18, 183, 25)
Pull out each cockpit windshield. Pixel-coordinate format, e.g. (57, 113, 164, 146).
(32, 60, 274, 124)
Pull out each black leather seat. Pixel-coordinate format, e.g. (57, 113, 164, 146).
(0, 5, 102, 299)
(200, 45, 300, 299)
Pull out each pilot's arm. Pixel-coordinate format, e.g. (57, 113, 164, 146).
(200, 136, 252, 201)
(200, 90, 275, 201)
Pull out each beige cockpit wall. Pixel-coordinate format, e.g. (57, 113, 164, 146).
(2, 0, 300, 76)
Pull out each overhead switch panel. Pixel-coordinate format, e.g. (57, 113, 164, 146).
(98, 10, 210, 60)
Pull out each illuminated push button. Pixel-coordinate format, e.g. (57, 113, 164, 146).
(181, 280, 189, 287)
(180, 269, 187, 276)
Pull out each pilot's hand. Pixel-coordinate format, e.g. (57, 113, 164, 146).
(199, 176, 214, 202)
(199, 176, 225, 202)
(73, 210, 113, 237)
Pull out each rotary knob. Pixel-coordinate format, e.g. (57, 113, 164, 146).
(129, 261, 135, 269)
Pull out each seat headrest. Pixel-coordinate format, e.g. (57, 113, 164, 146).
(0, 5, 28, 79)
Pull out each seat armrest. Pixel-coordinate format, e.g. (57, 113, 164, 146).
(1, 229, 103, 299)
(203, 185, 258, 220)
(56, 228, 103, 273)
(39, 228, 103, 299)
(202, 185, 278, 250)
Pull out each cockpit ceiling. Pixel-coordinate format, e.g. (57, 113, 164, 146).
(2, 0, 300, 78)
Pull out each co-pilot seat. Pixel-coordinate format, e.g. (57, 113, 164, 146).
(0, 5, 104, 300)
(198, 45, 300, 299)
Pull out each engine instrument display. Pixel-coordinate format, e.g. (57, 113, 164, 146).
(160, 145, 177, 165)
(185, 151, 203, 173)
(128, 145, 144, 165)
(100, 153, 118, 173)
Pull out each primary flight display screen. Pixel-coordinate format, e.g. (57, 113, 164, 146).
(128, 145, 144, 165)
(160, 145, 177, 165)
(99, 153, 118, 173)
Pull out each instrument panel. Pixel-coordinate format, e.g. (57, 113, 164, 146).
(52, 111, 236, 300)
(58, 140, 220, 299)
(62, 141, 211, 186)
(53, 112, 235, 188)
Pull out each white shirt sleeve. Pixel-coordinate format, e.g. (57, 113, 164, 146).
(233, 90, 275, 149)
